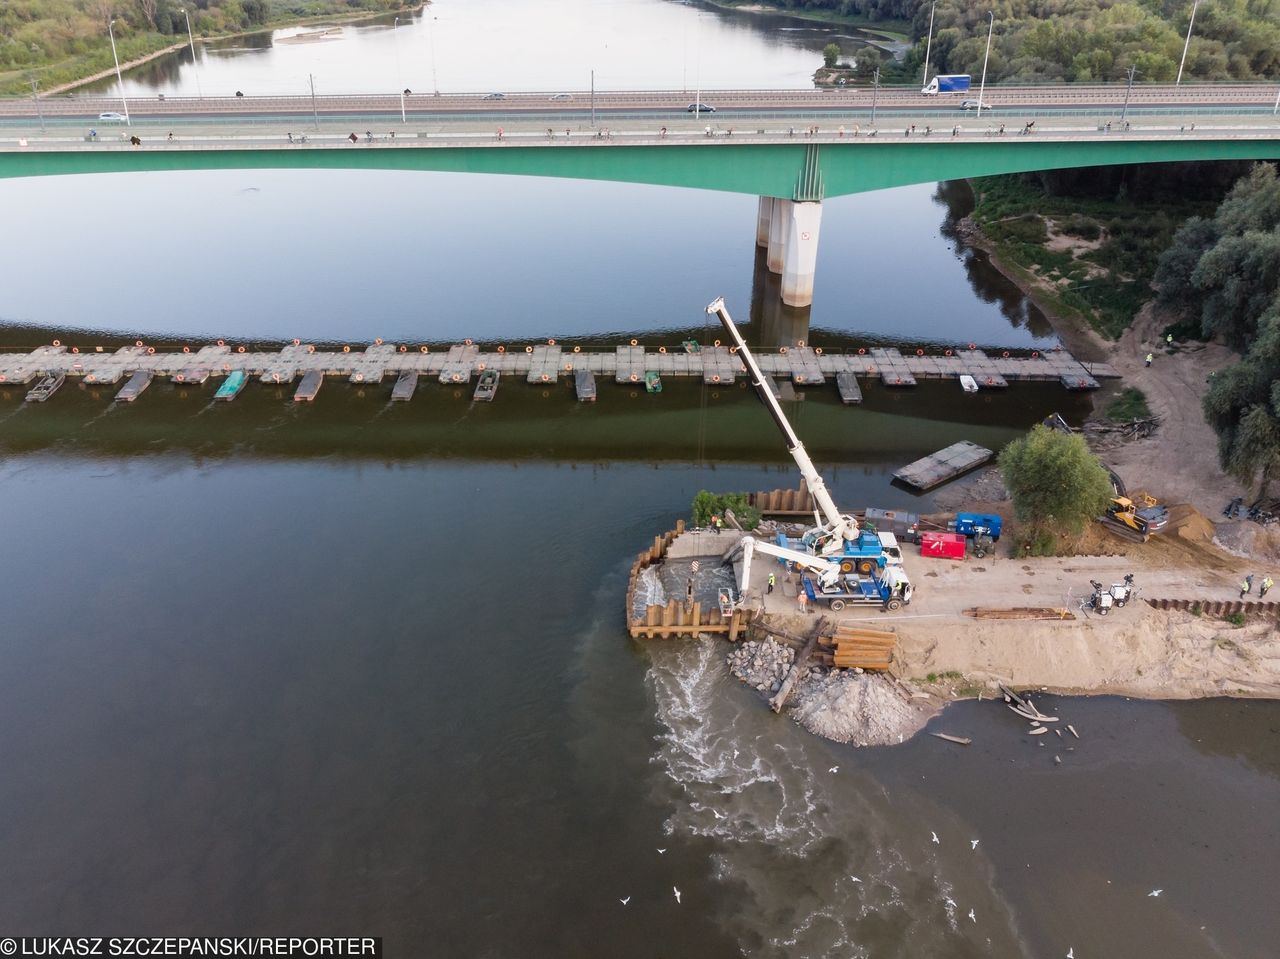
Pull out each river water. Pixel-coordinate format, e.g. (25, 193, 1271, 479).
(1, 1, 1277, 956)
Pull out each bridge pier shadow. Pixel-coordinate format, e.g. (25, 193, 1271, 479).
(749, 245, 811, 348)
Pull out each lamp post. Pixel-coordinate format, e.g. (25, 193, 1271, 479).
(29, 77, 45, 133)
(428, 15, 439, 96)
(180, 8, 202, 99)
(309, 72, 319, 131)
(394, 16, 405, 123)
(1176, 0, 1200, 85)
(977, 10, 994, 113)
(1122, 64, 1137, 123)
(108, 19, 130, 126)
(871, 67, 880, 125)
(921, 1, 936, 91)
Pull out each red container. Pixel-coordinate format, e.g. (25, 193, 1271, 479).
(920, 531, 967, 560)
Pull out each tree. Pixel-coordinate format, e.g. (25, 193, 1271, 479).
(823, 43, 840, 68)
(1202, 307, 1280, 496)
(998, 425, 1113, 538)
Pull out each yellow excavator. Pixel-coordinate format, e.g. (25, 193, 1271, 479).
(1101, 493, 1169, 541)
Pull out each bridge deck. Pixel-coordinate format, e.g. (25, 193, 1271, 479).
(0, 341, 1116, 396)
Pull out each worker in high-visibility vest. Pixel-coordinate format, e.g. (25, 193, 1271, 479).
(767, 572, 776, 594)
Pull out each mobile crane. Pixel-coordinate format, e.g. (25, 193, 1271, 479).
(739, 535, 913, 611)
(706, 296, 914, 608)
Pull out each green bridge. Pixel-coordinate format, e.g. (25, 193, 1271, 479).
(5, 119, 1279, 306)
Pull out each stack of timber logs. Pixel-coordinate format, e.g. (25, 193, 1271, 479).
(747, 481, 812, 516)
(624, 518, 748, 641)
(829, 625, 897, 671)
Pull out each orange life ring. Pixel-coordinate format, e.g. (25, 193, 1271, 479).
(292, 338, 301, 347)
(497, 346, 505, 354)
(858, 348, 866, 355)
(451, 373, 461, 382)
(463, 338, 473, 346)
(798, 340, 806, 348)
(273, 373, 281, 383)
(183, 346, 190, 353)
(573, 346, 581, 353)
(52, 339, 61, 347)
(421, 346, 429, 353)
(237, 346, 246, 353)
(713, 339, 721, 347)
(780, 347, 788, 355)
(217, 339, 225, 347)
(916, 348, 924, 356)
(659, 346, 667, 354)
(343, 345, 350, 353)
(399, 345, 407, 353)
(1002, 351, 1010, 358)
(729, 346, 738, 354)
(71, 347, 79, 354)
(945, 349, 953, 356)
(968, 343, 976, 350)
(135, 340, 144, 348)
(895, 376, 902, 384)
(630, 338, 638, 346)
(375, 338, 384, 346)
(147, 347, 155, 355)
(1032, 351, 1040, 358)
(548, 338, 556, 346)
(630, 373, 638, 382)
(526, 346, 534, 354)
(815, 347, 823, 355)
(712, 374, 721, 383)
(540, 374, 549, 382)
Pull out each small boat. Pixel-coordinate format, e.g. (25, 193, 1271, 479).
(473, 369, 499, 402)
(114, 370, 153, 402)
(681, 339, 701, 354)
(25, 372, 65, 402)
(171, 368, 211, 385)
(574, 369, 597, 402)
(835, 372, 862, 405)
(391, 370, 418, 402)
(644, 371, 662, 394)
(959, 374, 979, 393)
(214, 370, 248, 401)
(293, 369, 324, 402)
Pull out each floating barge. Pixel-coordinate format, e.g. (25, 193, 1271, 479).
(835, 372, 862, 405)
(294, 370, 323, 402)
(575, 370, 597, 402)
(390, 370, 418, 402)
(171, 368, 210, 385)
(25, 372, 64, 402)
(473, 369, 499, 402)
(893, 440, 994, 492)
(114, 370, 153, 402)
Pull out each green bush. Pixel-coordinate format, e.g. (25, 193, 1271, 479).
(1106, 387, 1152, 422)
(691, 490, 761, 530)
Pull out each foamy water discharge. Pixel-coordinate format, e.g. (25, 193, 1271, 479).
(645, 639, 1028, 957)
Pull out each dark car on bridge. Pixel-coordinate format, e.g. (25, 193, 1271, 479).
(483, 93, 506, 100)
(687, 102, 716, 113)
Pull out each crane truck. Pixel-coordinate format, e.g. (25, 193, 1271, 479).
(705, 295, 914, 606)
(738, 535, 913, 612)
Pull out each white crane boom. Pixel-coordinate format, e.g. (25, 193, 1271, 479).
(705, 296, 858, 546)
(739, 536, 842, 594)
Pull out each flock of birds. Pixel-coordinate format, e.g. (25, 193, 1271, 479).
(617, 765, 1166, 957)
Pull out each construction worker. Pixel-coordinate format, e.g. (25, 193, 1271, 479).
(767, 572, 776, 594)
(1166, 333, 1174, 346)
(1246, 573, 1255, 593)
(1240, 578, 1250, 599)
(798, 589, 809, 615)
(1145, 352, 1154, 367)
(1261, 575, 1274, 597)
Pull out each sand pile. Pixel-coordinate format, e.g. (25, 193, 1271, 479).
(789, 672, 934, 746)
(1171, 505, 1216, 543)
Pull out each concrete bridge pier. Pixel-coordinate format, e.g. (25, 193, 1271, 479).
(756, 195, 822, 307)
(781, 201, 822, 308)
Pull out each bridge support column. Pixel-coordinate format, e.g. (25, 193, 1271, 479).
(756, 196, 772, 247)
(781, 201, 822, 308)
(767, 197, 790, 274)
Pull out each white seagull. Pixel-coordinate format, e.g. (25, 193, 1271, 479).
(712, 810, 726, 820)
(656, 848, 667, 855)
(673, 886, 682, 904)
(931, 831, 940, 844)
(850, 876, 862, 883)
(1148, 889, 1163, 897)
(1067, 949, 1074, 958)
(619, 897, 630, 906)
(968, 908, 976, 923)
(829, 765, 840, 773)
(970, 839, 980, 850)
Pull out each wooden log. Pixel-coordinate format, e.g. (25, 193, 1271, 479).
(676, 518, 685, 534)
(930, 732, 972, 746)
(770, 618, 827, 713)
(835, 626, 898, 641)
(691, 602, 701, 628)
(837, 636, 898, 649)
